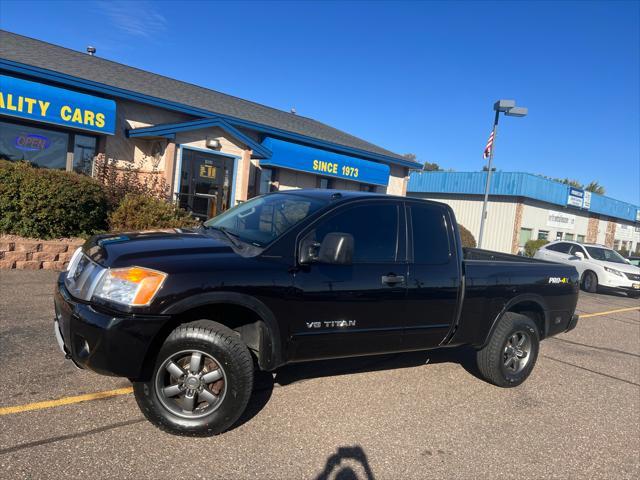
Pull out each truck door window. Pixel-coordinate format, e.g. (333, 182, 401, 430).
(409, 205, 451, 264)
(304, 203, 398, 263)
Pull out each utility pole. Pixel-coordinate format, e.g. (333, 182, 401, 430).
(477, 100, 528, 249)
(477, 110, 499, 249)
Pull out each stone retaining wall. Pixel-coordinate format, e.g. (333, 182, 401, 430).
(0, 236, 85, 270)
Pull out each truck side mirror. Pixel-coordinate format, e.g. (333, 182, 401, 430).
(299, 237, 321, 264)
(318, 232, 354, 265)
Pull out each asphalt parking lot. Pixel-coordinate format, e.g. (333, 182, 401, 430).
(1, 270, 638, 479)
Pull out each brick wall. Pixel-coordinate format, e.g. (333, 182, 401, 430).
(510, 202, 524, 254)
(586, 215, 599, 243)
(0, 236, 84, 270)
(604, 220, 617, 248)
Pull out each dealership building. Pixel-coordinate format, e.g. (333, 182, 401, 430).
(409, 171, 640, 254)
(0, 30, 418, 219)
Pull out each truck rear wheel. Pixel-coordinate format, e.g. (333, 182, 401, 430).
(476, 312, 539, 388)
(133, 320, 253, 436)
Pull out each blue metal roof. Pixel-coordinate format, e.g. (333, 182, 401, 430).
(408, 171, 639, 223)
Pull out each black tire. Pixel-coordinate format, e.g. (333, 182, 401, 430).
(582, 271, 598, 293)
(133, 320, 253, 436)
(476, 312, 540, 388)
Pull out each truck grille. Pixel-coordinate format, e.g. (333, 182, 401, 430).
(624, 272, 640, 281)
(64, 253, 105, 301)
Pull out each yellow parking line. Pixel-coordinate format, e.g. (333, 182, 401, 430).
(580, 306, 640, 318)
(0, 387, 133, 416)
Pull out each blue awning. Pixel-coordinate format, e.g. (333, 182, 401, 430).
(259, 137, 390, 186)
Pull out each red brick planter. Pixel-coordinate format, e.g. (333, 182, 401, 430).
(0, 235, 85, 270)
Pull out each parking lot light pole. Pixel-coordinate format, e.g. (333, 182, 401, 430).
(477, 100, 528, 249)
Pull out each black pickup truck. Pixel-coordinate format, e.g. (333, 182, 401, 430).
(54, 190, 579, 435)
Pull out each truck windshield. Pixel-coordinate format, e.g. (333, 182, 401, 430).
(585, 246, 628, 264)
(204, 193, 327, 247)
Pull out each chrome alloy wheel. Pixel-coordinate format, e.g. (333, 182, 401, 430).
(503, 331, 532, 374)
(155, 349, 227, 419)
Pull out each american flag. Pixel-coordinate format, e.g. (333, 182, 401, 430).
(483, 130, 495, 159)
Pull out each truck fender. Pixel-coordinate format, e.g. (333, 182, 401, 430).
(479, 293, 549, 349)
(161, 292, 283, 370)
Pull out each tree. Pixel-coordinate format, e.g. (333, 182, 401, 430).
(403, 154, 443, 172)
(422, 162, 442, 171)
(458, 224, 476, 248)
(558, 178, 583, 189)
(585, 181, 605, 194)
(537, 174, 606, 193)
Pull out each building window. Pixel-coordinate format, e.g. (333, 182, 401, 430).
(258, 168, 275, 194)
(0, 120, 98, 174)
(519, 228, 532, 246)
(577, 235, 585, 243)
(556, 232, 563, 240)
(317, 177, 333, 189)
(537, 230, 549, 240)
(0, 120, 68, 169)
(360, 184, 376, 192)
(565, 233, 574, 241)
(73, 135, 97, 175)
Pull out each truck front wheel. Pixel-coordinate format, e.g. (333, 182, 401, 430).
(476, 312, 540, 388)
(133, 320, 254, 436)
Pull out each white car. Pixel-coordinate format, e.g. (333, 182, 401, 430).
(534, 240, 640, 297)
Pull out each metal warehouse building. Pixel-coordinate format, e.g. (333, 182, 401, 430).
(408, 171, 640, 254)
(0, 31, 418, 220)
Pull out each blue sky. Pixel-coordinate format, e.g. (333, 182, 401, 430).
(1, 0, 638, 204)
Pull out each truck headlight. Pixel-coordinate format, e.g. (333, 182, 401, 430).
(604, 266, 623, 277)
(93, 266, 167, 306)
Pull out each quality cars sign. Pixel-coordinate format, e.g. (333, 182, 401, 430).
(0, 75, 116, 135)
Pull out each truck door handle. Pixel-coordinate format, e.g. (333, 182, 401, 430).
(381, 274, 405, 286)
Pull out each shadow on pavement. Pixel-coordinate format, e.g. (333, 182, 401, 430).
(0, 418, 145, 455)
(274, 346, 481, 387)
(315, 445, 375, 480)
(232, 346, 480, 431)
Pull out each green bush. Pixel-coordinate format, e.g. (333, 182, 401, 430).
(459, 224, 477, 248)
(524, 239, 549, 257)
(108, 194, 199, 232)
(0, 161, 108, 239)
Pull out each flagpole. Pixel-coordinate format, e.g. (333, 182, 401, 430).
(477, 110, 500, 249)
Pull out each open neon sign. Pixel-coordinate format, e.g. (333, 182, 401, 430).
(14, 134, 51, 151)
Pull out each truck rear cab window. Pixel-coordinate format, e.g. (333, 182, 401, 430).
(410, 205, 451, 264)
(305, 203, 399, 262)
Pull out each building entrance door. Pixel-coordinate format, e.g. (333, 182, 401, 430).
(178, 149, 234, 220)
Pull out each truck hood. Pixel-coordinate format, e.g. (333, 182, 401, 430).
(82, 229, 240, 268)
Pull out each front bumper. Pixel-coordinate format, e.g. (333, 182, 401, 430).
(565, 314, 579, 333)
(599, 271, 640, 293)
(54, 274, 170, 379)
